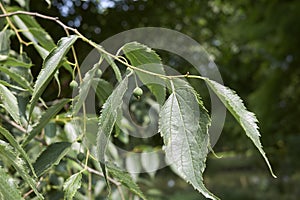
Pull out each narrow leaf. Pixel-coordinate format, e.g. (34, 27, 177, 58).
(33, 142, 71, 177)
(106, 162, 147, 200)
(0, 126, 36, 177)
(63, 172, 82, 200)
(204, 79, 277, 178)
(159, 79, 219, 200)
(0, 140, 44, 199)
(0, 84, 20, 123)
(0, 29, 12, 60)
(29, 35, 78, 116)
(13, 15, 56, 51)
(96, 76, 128, 184)
(0, 57, 33, 68)
(0, 167, 23, 200)
(122, 42, 166, 105)
(0, 66, 33, 92)
(103, 54, 122, 82)
(92, 78, 114, 106)
(23, 99, 69, 146)
(72, 62, 100, 115)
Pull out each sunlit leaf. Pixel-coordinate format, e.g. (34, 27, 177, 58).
(12, 15, 56, 51)
(0, 29, 12, 60)
(0, 84, 20, 124)
(0, 66, 33, 92)
(33, 142, 71, 177)
(122, 42, 166, 105)
(29, 35, 78, 116)
(0, 140, 44, 199)
(0, 167, 23, 200)
(63, 172, 82, 200)
(0, 126, 36, 177)
(103, 54, 122, 82)
(204, 79, 277, 178)
(0, 56, 33, 68)
(159, 78, 219, 200)
(23, 99, 70, 146)
(72, 62, 100, 115)
(96, 76, 128, 184)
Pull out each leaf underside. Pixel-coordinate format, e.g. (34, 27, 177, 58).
(159, 78, 219, 200)
(96, 76, 128, 184)
(204, 79, 276, 178)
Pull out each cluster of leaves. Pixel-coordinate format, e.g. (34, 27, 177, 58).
(0, 2, 275, 200)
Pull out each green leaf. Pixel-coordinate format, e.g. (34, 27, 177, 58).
(0, 56, 33, 68)
(0, 29, 12, 60)
(106, 162, 147, 200)
(122, 42, 166, 105)
(204, 79, 277, 178)
(159, 79, 219, 200)
(0, 167, 23, 200)
(23, 99, 70, 146)
(0, 140, 44, 199)
(33, 142, 71, 177)
(0, 66, 33, 92)
(103, 54, 122, 82)
(12, 15, 56, 51)
(0, 84, 20, 124)
(93, 78, 114, 106)
(0, 126, 36, 177)
(63, 172, 82, 200)
(96, 76, 128, 184)
(29, 35, 78, 116)
(72, 62, 100, 115)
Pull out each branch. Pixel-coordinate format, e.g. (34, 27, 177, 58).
(0, 8, 206, 82)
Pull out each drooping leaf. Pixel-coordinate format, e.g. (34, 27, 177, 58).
(0, 140, 44, 199)
(29, 35, 78, 116)
(0, 126, 36, 177)
(106, 162, 147, 200)
(204, 79, 277, 178)
(23, 99, 70, 146)
(0, 84, 20, 124)
(33, 142, 71, 177)
(103, 54, 122, 82)
(159, 78, 219, 200)
(96, 76, 128, 185)
(0, 66, 33, 92)
(92, 78, 114, 107)
(0, 56, 33, 68)
(0, 80, 26, 91)
(0, 167, 23, 200)
(72, 62, 100, 115)
(0, 29, 12, 60)
(122, 42, 166, 105)
(12, 15, 56, 51)
(63, 172, 82, 200)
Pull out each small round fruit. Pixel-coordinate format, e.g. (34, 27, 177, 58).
(96, 69, 102, 77)
(77, 152, 85, 161)
(69, 80, 78, 88)
(133, 87, 143, 98)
